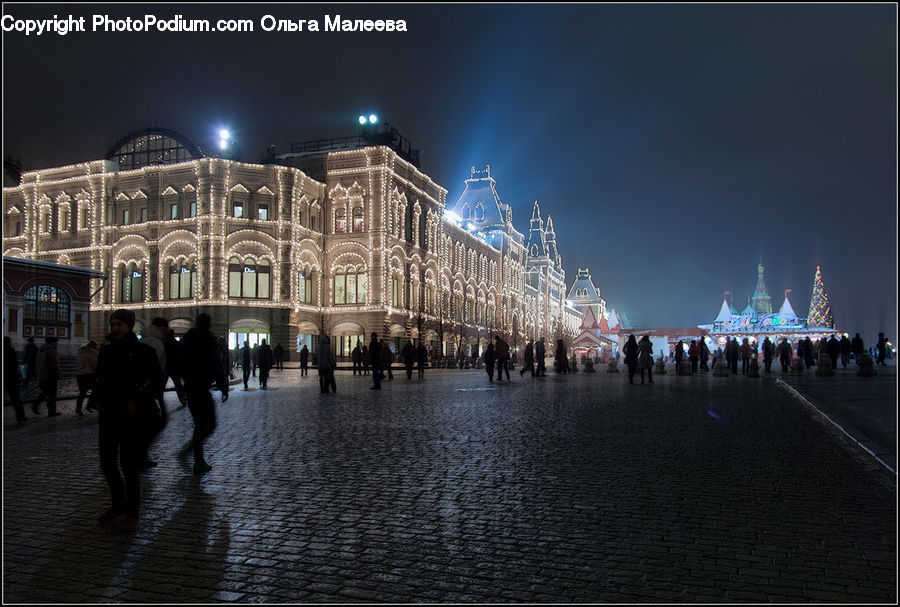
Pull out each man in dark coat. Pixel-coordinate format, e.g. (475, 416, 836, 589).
(369, 333, 382, 389)
(402, 340, 415, 380)
(352, 342, 362, 376)
(33, 336, 61, 416)
(851, 333, 865, 366)
(273, 343, 285, 371)
(839, 334, 850, 368)
(535, 338, 546, 376)
(495, 335, 510, 381)
(95, 309, 164, 530)
(241, 342, 252, 390)
(762, 337, 775, 373)
(178, 313, 228, 475)
(520, 340, 535, 377)
(777, 338, 792, 372)
(257, 339, 274, 389)
(23, 337, 38, 392)
(416, 342, 428, 379)
(299, 344, 310, 376)
(826, 335, 840, 369)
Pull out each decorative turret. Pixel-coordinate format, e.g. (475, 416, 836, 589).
(751, 263, 773, 316)
(544, 215, 561, 267)
(525, 201, 546, 258)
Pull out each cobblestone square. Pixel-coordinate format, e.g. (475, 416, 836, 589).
(4, 368, 897, 603)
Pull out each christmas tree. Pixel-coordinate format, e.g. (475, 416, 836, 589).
(806, 266, 834, 328)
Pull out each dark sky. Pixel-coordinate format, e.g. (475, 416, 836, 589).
(4, 3, 897, 341)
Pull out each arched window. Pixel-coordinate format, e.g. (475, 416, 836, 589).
(352, 207, 364, 232)
(333, 268, 367, 305)
(335, 208, 347, 233)
(24, 285, 71, 325)
(228, 257, 271, 299)
(297, 271, 314, 304)
(168, 262, 193, 299)
(122, 263, 145, 302)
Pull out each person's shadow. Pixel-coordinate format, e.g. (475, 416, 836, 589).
(119, 477, 231, 602)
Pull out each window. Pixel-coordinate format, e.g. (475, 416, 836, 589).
(123, 209, 130, 225)
(189, 202, 197, 217)
(425, 285, 433, 312)
(298, 273, 313, 304)
(335, 209, 347, 233)
(24, 285, 70, 324)
(169, 263, 193, 299)
(60, 208, 70, 232)
(352, 207, 364, 232)
(141, 208, 148, 223)
(122, 264, 144, 302)
(228, 257, 271, 299)
(233, 202, 243, 218)
(258, 204, 268, 221)
(391, 277, 400, 307)
(81, 207, 89, 230)
(333, 271, 367, 305)
(170, 203, 178, 220)
(311, 212, 318, 232)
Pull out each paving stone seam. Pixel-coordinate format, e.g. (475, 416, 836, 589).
(775, 378, 896, 476)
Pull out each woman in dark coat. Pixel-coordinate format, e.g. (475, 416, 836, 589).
(638, 335, 654, 384)
(623, 334, 639, 385)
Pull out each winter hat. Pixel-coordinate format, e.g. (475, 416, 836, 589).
(110, 309, 136, 330)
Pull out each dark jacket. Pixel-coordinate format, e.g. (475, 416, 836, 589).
(181, 327, 227, 392)
(95, 332, 164, 414)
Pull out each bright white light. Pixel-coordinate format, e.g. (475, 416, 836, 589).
(358, 115, 367, 125)
(219, 139, 229, 150)
(368, 114, 378, 124)
(219, 129, 230, 140)
(444, 210, 460, 223)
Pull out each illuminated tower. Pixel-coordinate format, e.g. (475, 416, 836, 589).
(750, 263, 773, 316)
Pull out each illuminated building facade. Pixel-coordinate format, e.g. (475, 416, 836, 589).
(3, 127, 583, 359)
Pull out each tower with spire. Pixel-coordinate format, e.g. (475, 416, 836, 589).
(750, 263, 773, 316)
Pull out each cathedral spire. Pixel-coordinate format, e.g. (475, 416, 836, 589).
(750, 263, 773, 316)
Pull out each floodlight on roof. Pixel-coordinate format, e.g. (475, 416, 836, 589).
(359, 115, 367, 125)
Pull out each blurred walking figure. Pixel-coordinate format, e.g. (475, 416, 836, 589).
(273, 343, 285, 371)
(555, 339, 568, 375)
(178, 314, 229, 475)
(851, 333, 865, 366)
(218, 337, 232, 380)
(876, 333, 888, 366)
(257, 339, 273, 389)
(688, 340, 699, 374)
(317, 335, 337, 394)
(623, 334, 638, 384)
(362, 344, 371, 375)
(638, 335, 653, 384)
(727, 338, 739, 375)
(495, 335, 510, 381)
(32, 336, 61, 417)
(75, 340, 99, 416)
(741, 338, 752, 375)
(95, 309, 164, 531)
(839, 334, 850, 368)
(139, 318, 170, 429)
(777, 338, 792, 372)
(4, 337, 27, 423)
(23, 337, 38, 393)
(369, 333, 382, 390)
(699, 338, 710, 371)
(381, 339, 394, 380)
(417, 341, 428, 379)
(352, 342, 362, 376)
(251, 343, 259, 377)
(484, 341, 496, 381)
(241, 342, 252, 390)
(300, 344, 310, 376)
(520, 340, 535, 377)
(535, 338, 546, 377)
(402, 340, 415, 380)
(164, 329, 187, 407)
(762, 337, 775, 374)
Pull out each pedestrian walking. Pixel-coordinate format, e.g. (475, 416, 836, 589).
(139, 318, 170, 420)
(839, 334, 851, 368)
(484, 342, 496, 381)
(241, 342, 252, 389)
(417, 342, 427, 379)
(699, 338, 710, 371)
(352, 342, 362, 376)
(555, 339, 568, 375)
(851, 333, 865, 366)
(638, 335, 653, 384)
(362, 345, 370, 375)
(495, 335, 511, 381)
(95, 309, 164, 531)
(876, 333, 888, 366)
(75, 340, 99, 416)
(688, 340, 699, 374)
(535, 338, 546, 376)
(826, 335, 840, 369)
(623, 334, 639, 384)
(257, 339, 273, 389)
(251, 343, 259, 377)
(741, 338, 752, 375)
(317, 335, 337, 394)
(369, 333, 382, 390)
(32, 336, 61, 417)
(273, 343, 285, 371)
(727, 338, 739, 375)
(381, 339, 394, 380)
(217, 337, 232, 380)
(520, 340, 535, 377)
(300, 344, 310, 376)
(177, 313, 229, 476)
(803, 337, 816, 368)
(402, 340, 415, 380)
(4, 337, 27, 423)
(23, 337, 38, 393)
(164, 329, 187, 407)
(762, 337, 775, 374)
(675, 340, 685, 366)
(777, 338, 792, 372)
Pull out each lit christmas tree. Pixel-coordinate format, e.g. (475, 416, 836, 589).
(806, 266, 834, 328)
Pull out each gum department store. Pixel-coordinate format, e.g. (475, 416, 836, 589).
(2, 123, 612, 362)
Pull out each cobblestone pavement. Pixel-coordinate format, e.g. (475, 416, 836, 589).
(3, 367, 896, 603)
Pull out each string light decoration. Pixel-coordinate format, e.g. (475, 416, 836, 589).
(806, 265, 834, 329)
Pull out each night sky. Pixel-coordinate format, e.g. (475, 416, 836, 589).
(3, 4, 896, 342)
